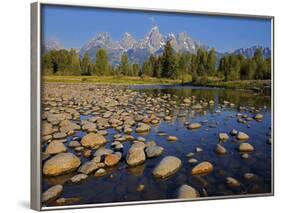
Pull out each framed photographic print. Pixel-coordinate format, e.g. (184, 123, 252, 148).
(31, 1, 274, 211)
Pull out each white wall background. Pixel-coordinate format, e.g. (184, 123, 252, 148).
(0, 0, 279, 212)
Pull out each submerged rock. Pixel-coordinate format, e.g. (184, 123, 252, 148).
(152, 156, 181, 178)
(43, 153, 81, 176)
(226, 177, 241, 188)
(178, 184, 199, 199)
(191, 161, 213, 175)
(94, 168, 107, 177)
(55, 197, 80, 206)
(70, 174, 88, 183)
(42, 185, 63, 203)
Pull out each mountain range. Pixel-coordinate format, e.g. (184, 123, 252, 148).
(44, 26, 271, 65)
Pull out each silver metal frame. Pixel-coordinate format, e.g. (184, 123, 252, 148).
(31, 1, 274, 211)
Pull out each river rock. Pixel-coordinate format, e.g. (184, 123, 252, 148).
(135, 123, 151, 133)
(136, 184, 145, 192)
(244, 173, 255, 180)
(219, 133, 229, 141)
(93, 147, 113, 157)
(187, 123, 202, 129)
(178, 184, 199, 199)
(230, 129, 238, 136)
(152, 156, 181, 178)
(45, 142, 66, 155)
(238, 143, 254, 152)
(81, 133, 106, 148)
(68, 140, 80, 148)
(188, 158, 198, 164)
(126, 143, 146, 166)
(145, 145, 164, 158)
(43, 153, 81, 176)
(42, 122, 54, 136)
(255, 113, 263, 121)
(104, 154, 121, 167)
(215, 144, 227, 154)
(53, 132, 67, 139)
(191, 161, 213, 175)
(42, 185, 63, 203)
(167, 136, 178, 141)
(236, 131, 250, 140)
(94, 168, 106, 177)
(192, 104, 202, 110)
(226, 177, 241, 187)
(55, 197, 80, 206)
(70, 173, 88, 183)
(78, 161, 98, 174)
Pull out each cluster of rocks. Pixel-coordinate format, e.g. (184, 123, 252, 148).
(41, 83, 269, 205)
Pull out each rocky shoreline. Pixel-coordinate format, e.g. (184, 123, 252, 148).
(41, 83, 271, 206)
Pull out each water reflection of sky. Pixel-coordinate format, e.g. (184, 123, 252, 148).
(43, 86, 272, 206)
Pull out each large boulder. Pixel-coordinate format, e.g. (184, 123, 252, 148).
(43, 153, 81, 176)
(178, 184, 199, 199)
(42, 185, 63, 203)
(126, 143, 146, 166)
(191, 161, 213, 175)
(81, 133, 106, 148)
(152, 156, 181, 178)
(45, 142, 66, 155)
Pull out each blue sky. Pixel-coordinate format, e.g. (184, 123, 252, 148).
(42, 5, 272, 52)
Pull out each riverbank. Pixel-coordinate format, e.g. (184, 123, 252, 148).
(43, 75, 183, 85)
(191, 79, 271, 92)
(43, 76, 271, 93)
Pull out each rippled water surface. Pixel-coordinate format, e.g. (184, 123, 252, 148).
(43, 85, 272, 206)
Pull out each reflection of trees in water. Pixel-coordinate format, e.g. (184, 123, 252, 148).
(139, 87, 271, 109)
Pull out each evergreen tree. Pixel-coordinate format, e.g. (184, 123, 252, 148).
(161, 41, 178, 79)
(207, 48, 216, 75)
(120, 53, 131, 76)
(68, 49, 81, 75)
(132, 63, 141, 76)
(95, 48, 109, 75)
(142, 61, 153, 77)
(81, 53, 92, 75)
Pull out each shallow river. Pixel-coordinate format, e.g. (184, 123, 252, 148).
(43, 85, 272, 206)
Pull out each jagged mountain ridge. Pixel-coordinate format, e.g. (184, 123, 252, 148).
(79, 26, 204, 65)
(44, 26, 271, 65)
